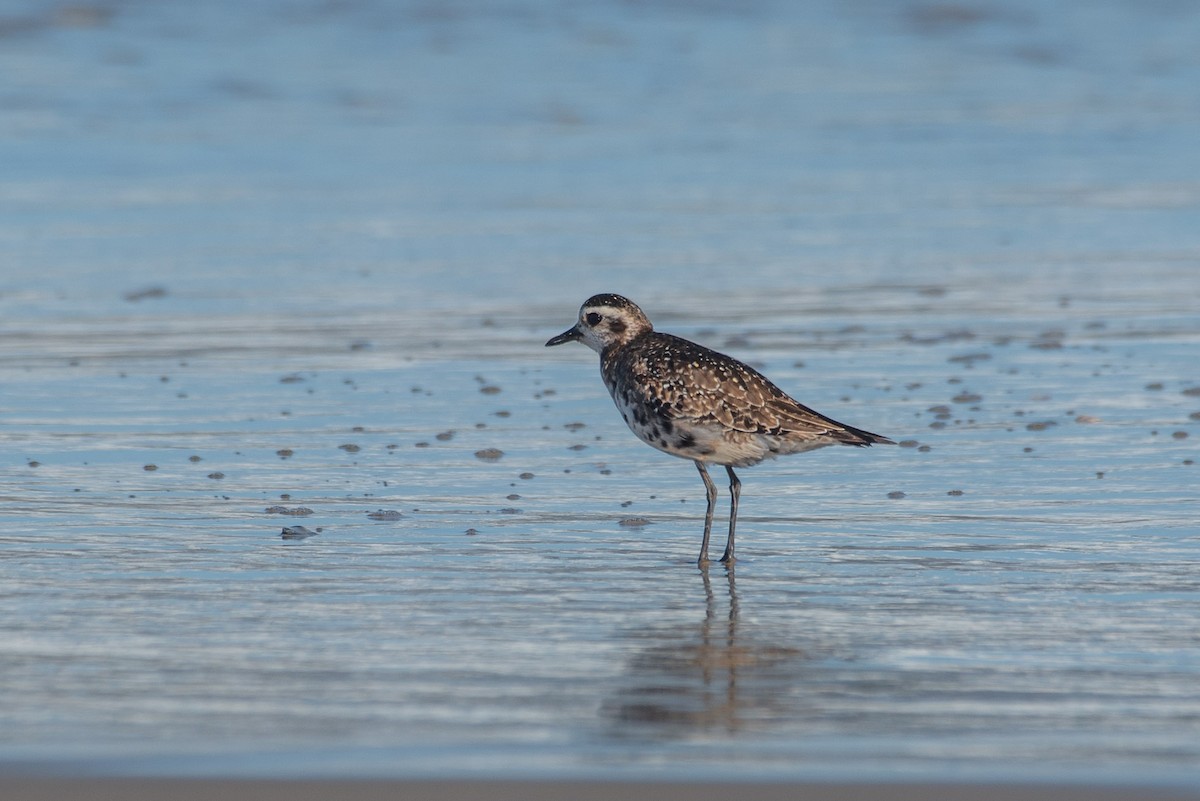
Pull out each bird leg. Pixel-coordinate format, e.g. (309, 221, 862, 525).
(720, 465, 741, 564)
(694, 461, 718, 565)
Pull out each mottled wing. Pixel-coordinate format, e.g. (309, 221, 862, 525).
(618, 334, 888, 446)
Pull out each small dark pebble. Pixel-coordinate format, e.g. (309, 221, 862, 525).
(339, 443, 360, 453)
(435, 431, 454, 441)
(948, 352, 991, 365)
(276, 449, 294, 458)
(366, 509, 403, 520)
(281, 525, 318, 540)
(887, 491, 906, 499)
(465, 528, 478, 536)
(898, 440, 920, 448)
(506, 494, 520, 500)
(568, 444, 587, 451)
(1189, 411, 1200, 421)
(1026, 421, 1057, 431)
(917, 445, 932, 452)
(1145, 382, 1164, 391)
(1182, 387, 1200, 397)
(28, 460, 41, 467)
(1172, 431, 1189, 440)
(189, 454, 202, 462)
(519, 472, 534, 479)
(266, 505, 313, 516)
(123, 285, 167, 302)
(280, 373, 306, 384)
(564, 422, 587, 431)
(952, 392, 982, 404)
(207, 472, 225, 479)
(619, 517, 650, 527)
(143, 464, 158, 471)
(475, 448, 504, 461)
(480, 385, 501, 395)
(947, 489, 964, 496)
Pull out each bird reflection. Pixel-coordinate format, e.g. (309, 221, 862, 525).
(604, 567, 807, 736)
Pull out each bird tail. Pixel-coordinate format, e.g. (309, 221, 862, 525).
(835, 424, 894, 447)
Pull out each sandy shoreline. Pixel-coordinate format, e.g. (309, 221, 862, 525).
(5, 0, 1200, 790)
(2, 778, 1196, 801)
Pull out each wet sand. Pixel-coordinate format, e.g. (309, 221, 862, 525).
(2, 778, 1196, 801)
(4, 0, 1199, 789)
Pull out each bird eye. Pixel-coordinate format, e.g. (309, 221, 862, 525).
(585, 312, 602, 326)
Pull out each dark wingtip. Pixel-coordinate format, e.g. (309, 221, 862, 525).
(840, 426, 895, 447)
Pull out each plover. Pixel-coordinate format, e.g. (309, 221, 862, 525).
(546, 293, 893, 565)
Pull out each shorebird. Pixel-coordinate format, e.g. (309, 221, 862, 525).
(546, 293, 893, 565)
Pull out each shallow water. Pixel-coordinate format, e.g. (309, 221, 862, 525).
(2, 0, 1200, 788)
